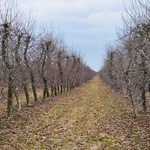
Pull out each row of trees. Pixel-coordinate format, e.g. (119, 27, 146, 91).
(99, 0, 150, 115)
(0, 0, 96, 117)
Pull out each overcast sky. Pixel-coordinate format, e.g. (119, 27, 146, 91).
(18, 0, 130, 72)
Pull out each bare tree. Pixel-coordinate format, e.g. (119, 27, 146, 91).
(0, 0, 96, 117)
(100, 0, 150, 113)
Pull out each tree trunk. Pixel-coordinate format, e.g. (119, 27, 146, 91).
(2, 23, 14, 117)
(47, 88, 50, 98)
(24, 36, 38, 104)
(7, 73, 13, 117)
(129, 91, 137, 118)
(51, 86, 54, 97)
(57, 84, 60, 94)
(43, 87, 49, 99)
(43, 77, 47, 100)
(67, 85, 69, 92)
(23, 84, 31, 106)
(54, 86, 57, 96)
(63, 86, 65, 93)
(60, 85, 63, 94)
(141, 90, 147, 112)
(13, 87, 21, 111)
(30, 72, 38, 104)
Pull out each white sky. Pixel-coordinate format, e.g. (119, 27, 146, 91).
(18, 0, 131, 72)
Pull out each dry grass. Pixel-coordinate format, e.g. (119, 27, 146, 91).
(0, 77, 149, 149)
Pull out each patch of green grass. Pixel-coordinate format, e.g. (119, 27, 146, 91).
(13, 114, 28, 121)
(110, 108, 116, 114)
(12, 135, 23, 144)
(0, 121, 5, 126)
(0, 133, 7, 141)
(133, 135, 142, 144)
(101, 136, 113, 145)
(52, 106, 61, 114)
(19, 121, 28, 129)
(24, 135, 37, 149)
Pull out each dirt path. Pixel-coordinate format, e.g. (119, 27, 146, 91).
(0, 77, 149, 149)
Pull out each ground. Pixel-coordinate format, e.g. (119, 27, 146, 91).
(0, 77, 150, 149)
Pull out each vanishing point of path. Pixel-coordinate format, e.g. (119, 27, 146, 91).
(0, 77, 149, 149)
